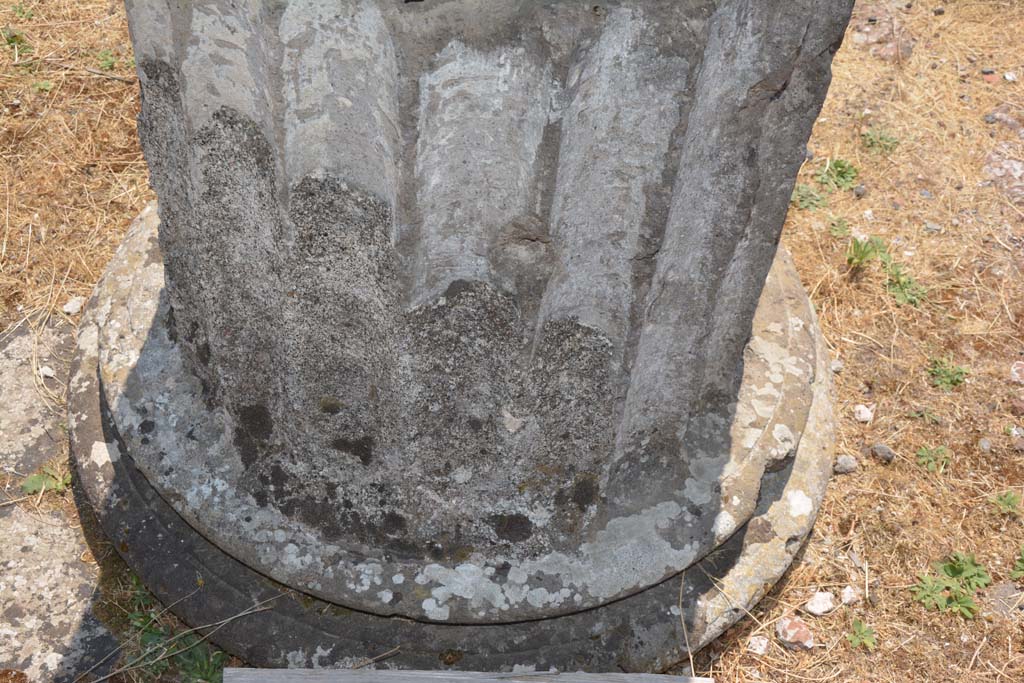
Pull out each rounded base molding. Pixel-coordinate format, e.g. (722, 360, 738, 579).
(69, 206, 835, 671)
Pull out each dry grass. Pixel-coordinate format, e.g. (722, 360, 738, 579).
(0, 0, 151, 331)
(2, 0, 1023, 681)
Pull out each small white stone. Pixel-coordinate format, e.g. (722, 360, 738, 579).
(62, 296, 85, 315)
(803, 591, 836, 616)
(853, 403, 874, 423)
(1010, 361, 1024, 385)
(38, 365, 56, 379)
(830, 358, 844, 374)
(841, 585, 862, 605)
(1005, 72, 1018, 82)
(502, 408, 525, 433)
(747, 635, 770, 656)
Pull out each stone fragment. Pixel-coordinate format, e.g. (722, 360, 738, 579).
(38, 365, 55, 379)
(841, 585, 862, 605)
(831, 358, 845, 374)
(1011, 361, 1024, 384)
(1009, 398, 1024, 417)
(854, 404, 875, 423)
(776, 615, 815, 651)
(985, 146, 1024, 205)
(978, 438, 993, 453)
(747, 635, 770, 656)
(871, 443, 896, 464)
(833, 455, 859, 475)
(803, 591, 836, 616)
(62, 297, 85, 315)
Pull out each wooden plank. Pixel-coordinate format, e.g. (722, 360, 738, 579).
(223, 669, 713, 683)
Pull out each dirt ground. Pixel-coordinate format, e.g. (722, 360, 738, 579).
(1, 1, 1022, 682)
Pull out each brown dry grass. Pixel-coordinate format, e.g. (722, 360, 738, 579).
(0, 0, 150, 331)
(2, 0, 1023, 681)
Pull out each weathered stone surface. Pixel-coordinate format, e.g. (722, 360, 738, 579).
(70, 207, 836, 669)
(1, 322, 72, 479)
(116, 0, 852, 626)
(0, 323, 117, 682)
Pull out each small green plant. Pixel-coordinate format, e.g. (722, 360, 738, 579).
(911, 552, 991, 619)
(2, 25, 30, 54)
(122, 575, 226, 682)
(97, 49, 117, 71)
(845, 235, 886, 270)
(991, 491, 1022, 517)
(828, 215, 851, 237)
(879, 252, 926, 307)
(928, 357, 968, 391)
(31, 79, 52, 92)
(21, 464, 71, 494)
(916, 445, 950, 474)
(847, 620, 877, 651)
(1011, 547, 1024, 581)
(12, 3, 33, 19)
(862, 128, 900, 153)
(792, 183, 826, 210)
(816, 158, 860, 192)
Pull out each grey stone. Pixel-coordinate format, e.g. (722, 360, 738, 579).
(72, 0, 851, 665)
(979, 438, 993, 453)
(1, 322, 73, 479)
(833, 454, 859, 474)
(871, 443, 897, 464)
(70, 206, 836, 670)
(0, 322, 117, 682)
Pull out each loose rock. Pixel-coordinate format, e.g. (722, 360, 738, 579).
(1009, 398, 1024, 417)
(747, 635, 770, 656)
(776, 614, 815, 651)
(853, 184, 867, 199)
(834, 454, 859, 475)
(841, 585, 862, 605)
(803, 591, 836, 616)
(62, 297, 85, 316)
(854, 404, 875, 423)
(1011, 361, 1024, 385)
(871, 443, 896, 464)
(831, 358, 845, 374)
(978, 438, 993, 453)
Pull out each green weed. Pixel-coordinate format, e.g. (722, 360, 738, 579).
(1011, 547, 1024, 581)
(829, 216, 851, 237)
(911, 552, 991, 619)
(928, 357, 968, 391)
(991, 491, 1021, 517)
(862, 128, 899, 153)
(792, 183, 826, 210)
(12, 3, 33, 19)
(847, 620, 877, 651)
(97, 49, 116, 71)
(845, 236, 886, 270)
(21, 463, 70, 494)
(915, 445, 950, 474)
(880, 253, 926, 307)
(816, 158, 860, 192)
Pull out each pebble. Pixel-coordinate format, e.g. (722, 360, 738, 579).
(984, 113, 999, 124)
(924, 221, 943, 234)
(1006, 72, 1019, 83)
(978, 438, 993, 453)
(776, 615, 815, 651)
(841, 585, 862, 605)
(854, 404, 875, 423)
(1010, 361, 1024, 384)
(748, 635, 770, 656)
(1014, 438, 1024, 453)
(919, 189, 934, 199)
(853, 184, 868, 199)
(38, 365, 56, 379)
(831, 358, 844, 374)
(933, 7, 945, 15)
(803, 591, 836, 616)
(62, 297, 85, 316)
(834, 455, 859, 475)
(1009, 398, 1024, 417)
(871, 443, 897, 464)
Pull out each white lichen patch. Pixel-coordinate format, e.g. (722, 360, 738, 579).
(787, 490, 814, 518)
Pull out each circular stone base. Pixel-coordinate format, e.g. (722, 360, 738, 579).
(68, 206, 835, 671)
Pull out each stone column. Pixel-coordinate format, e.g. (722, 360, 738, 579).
(71, 0, 853, 670)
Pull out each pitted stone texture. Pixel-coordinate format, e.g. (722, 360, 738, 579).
(83, 205, 830, 630)
(1, 322, 72, 479)
(1, 322, 117, 682)
(122, 0, 852, 622)
(70, 209, 835, 669)
(0, 507, 117, 682)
